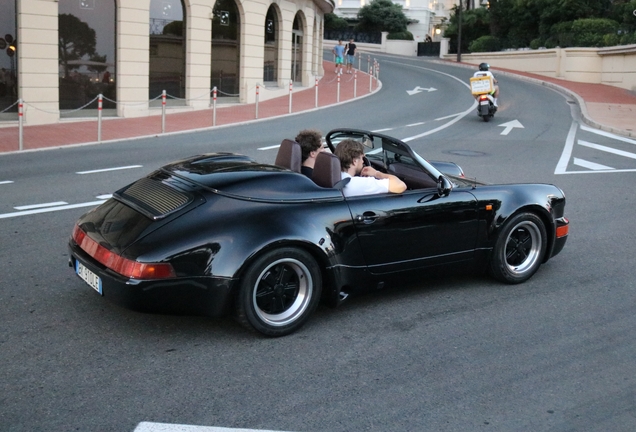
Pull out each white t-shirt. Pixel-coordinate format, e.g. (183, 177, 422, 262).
(341, 172, 389, 197)
(473, 70, 495, 79)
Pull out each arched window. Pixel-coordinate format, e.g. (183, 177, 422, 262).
(291, 14, 304, 83)
(264, 6, 279, 83)
(58, 0, 116, 115)
(211, 0, 240, 97)
(149, 0, 185, 102)
(0, 0, 17, 118)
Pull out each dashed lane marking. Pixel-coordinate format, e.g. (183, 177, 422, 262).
(0, 180, 14, 185)
(0, 200, 106, 220)
(134, 422, 291, 432)
(76, 165, 143, 175)
(15, 201, 68, 210)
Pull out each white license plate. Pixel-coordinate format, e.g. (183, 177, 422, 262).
(480, 100, 489, 105)
(76, 261, 102, 295)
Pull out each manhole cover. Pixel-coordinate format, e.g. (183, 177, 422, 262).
(445, 150, 487, 157)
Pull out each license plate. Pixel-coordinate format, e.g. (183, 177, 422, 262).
(480, 100, 489, 105)
(76, 260, 103, 295)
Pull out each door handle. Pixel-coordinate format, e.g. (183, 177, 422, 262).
(356, 211, 379, 224)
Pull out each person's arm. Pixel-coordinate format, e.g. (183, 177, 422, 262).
(360, 167, 407, 193)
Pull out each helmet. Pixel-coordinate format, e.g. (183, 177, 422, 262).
(479, 63, 490, 71)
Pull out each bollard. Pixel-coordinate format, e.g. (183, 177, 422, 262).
(376, 61, 380, 82)
(354, 70, 357, 98)
(315, 77, 318, 108)
(337, 72, 341, 103)
(18, 99, 23, 151)
(97, 94, 103, 143)
(289, 80, 293, 114)
(212, 86, 217, 126)
(161, 90, 166, 133)
(358, 53, 361, 72)
(255, 84, 259, 119)
(369, 64, 372, 92)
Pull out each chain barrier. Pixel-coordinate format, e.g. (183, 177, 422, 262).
(0, 99, 19, 114)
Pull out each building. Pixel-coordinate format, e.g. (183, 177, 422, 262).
(0, 0, 334, 125)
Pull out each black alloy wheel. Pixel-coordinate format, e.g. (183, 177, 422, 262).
(236, 247, 322, 337)
(489, 212, 547, 284)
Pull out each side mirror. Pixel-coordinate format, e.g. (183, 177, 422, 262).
(437, 175, 452, 197)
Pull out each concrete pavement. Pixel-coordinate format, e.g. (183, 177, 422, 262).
(0, 59, 634, 155)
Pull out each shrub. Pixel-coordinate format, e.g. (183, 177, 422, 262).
(603, 33, 620, 47)
(571, 18, 619, 47)
(529, 38, 544, 50)
(387, 31, 414, 40)
(468, 35, 501, 53)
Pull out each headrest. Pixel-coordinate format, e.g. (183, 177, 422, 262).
(274, 139, 302, 173)
(312, 152, 342, 188)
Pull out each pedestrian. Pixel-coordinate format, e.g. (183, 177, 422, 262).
(332, 40, 345, 75)
(345, 38, 356, 74)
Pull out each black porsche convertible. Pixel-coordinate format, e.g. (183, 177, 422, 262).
(69, 129, 569, 336)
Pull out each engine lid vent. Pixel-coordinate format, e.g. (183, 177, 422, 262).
(115, 177, 192, 219)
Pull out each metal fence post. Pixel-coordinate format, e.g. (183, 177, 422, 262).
(337, 72, 341, 103)
(161, 90, 166, 133)
(369, 64, 372, 92)
(18, 99, 23, 151)
(315, 77, 318, 108)
(255, 84, 259, 119)
(97, 94, 103, 143)
(288, 80, 293, 114)
(354, 70, 357, 98)
(212, 86, 217, 126)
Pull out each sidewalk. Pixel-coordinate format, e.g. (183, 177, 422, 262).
(1, 59, 634, 155)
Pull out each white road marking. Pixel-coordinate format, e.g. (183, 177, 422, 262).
(0, 180, 14, 185)
(96, 194, 113, 199)
(580, 124, 636, 145)
(14, 201, 69, 211)
(435, 113, 462, 121)
(578, 139, 636, 160)
(0, 200, 106, 220)
(402, 102, 477, 142)
(134, 422, 292, 432)
(498, 119, 524, 136)
(406, 86, 437, 95)
(372, 128, 393, 132)
(573, 158, 614, 170)
(555, 121, 578, 175)
(258, 144, 280, 150)
(76, 165, 142, 175)
(406, 122, 425, 127)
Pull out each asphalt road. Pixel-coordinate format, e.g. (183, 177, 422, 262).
(1, 54, 636, 432)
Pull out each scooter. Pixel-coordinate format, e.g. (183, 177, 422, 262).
(477, 93, 497, 122)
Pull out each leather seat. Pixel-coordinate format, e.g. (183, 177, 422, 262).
(312, 151, 343, 188)
(274, 139, 302, 173)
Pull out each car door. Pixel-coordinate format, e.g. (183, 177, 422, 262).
(345, 188, 479, 275)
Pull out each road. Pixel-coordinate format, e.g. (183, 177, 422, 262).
(1, 54, 636, 432)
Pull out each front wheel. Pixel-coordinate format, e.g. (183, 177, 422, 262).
(489, 212, 547, 284)
(236, 247, 322, 337)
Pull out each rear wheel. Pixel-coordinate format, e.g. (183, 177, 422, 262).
(483, 114, 491, 122)
(489, 212, 547, 284)
(236, 247, 322, 337)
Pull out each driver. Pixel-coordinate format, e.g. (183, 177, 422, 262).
(334, 139, 406, 197)
(474, 63, 499, 107)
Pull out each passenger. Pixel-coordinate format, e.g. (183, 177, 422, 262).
(295, 129, 325, 178)
(334, 139, 406, 197)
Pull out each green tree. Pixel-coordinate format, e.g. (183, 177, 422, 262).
(357, 0, 409, 33)
(58, 13, 96, 78)
(443, 5, 491, 53)
(324, 13, 349, 31)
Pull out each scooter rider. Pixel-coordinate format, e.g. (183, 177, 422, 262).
(473, 63, 499, 107)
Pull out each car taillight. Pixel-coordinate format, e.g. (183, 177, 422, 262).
(72, 224, 176, 279)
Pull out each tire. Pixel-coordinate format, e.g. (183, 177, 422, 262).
(236, 247, 322, 337)
(489, 212, 547, 284)
(483, 114, 491, 122)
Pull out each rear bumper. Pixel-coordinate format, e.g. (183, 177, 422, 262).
(69, 241, 235, 317)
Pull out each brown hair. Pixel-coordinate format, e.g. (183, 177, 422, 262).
(295, 129, 323, 162)
(334, 139, 364, 172)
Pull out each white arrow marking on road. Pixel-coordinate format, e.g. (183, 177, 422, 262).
(406, 86, 437, 95)
(498, 120, 524, 136)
